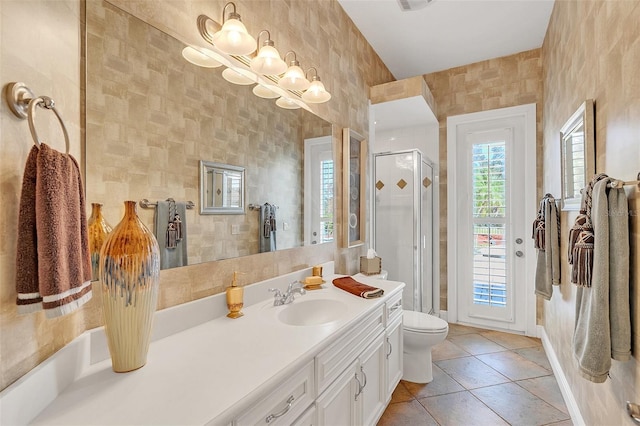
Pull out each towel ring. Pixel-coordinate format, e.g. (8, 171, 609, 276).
(4, 82, 70, 154)
(28, 96, 70, 154)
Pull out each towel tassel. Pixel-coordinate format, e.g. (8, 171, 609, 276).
(568, 210, 587, 264)
(571, 228, 594, 287)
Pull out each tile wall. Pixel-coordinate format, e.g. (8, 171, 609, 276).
(541, 1, 639, 423)
(0, 0, 394, 391)
(423, 49, 544, 311)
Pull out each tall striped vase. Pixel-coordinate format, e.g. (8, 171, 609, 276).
(88, 203, 112, 281)
(99, 200, 160, 372)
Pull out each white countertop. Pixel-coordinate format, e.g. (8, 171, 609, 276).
(28, 274, 403, 425)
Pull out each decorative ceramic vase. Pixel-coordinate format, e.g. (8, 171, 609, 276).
(99, 200, 160, 372)
(88, 203, 112, 281)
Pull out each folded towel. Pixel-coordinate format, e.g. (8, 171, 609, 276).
(154, 200, 188, 270)
(16, 144, 93, 318)
(333, 276, 384, 299)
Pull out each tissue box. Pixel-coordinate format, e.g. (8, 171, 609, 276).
(360, 256, 382, 275)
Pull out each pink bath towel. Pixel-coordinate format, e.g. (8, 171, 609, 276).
(16, 144, 92, 318)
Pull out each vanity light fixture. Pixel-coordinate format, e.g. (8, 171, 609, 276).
(250, 30, 287, 76)
(252, 84, 280, 99)
(278, 51, 310, 91)
(301, 67, 331, 103)
(222, 66, 255, 85)
(211, 2, 256, 56)
(275, 96, 302, 110)
(181, 46, 223, 68)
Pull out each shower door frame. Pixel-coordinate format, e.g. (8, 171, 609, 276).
(372, 149, 439, 314)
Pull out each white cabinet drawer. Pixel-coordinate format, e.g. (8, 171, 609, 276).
(235, 360, 315, 426)
(385, 291, 402, 326)
(315, 306, 384, 395)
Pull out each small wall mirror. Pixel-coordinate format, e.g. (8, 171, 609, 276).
(200, 161, 245, 214)
(560, 99, 595, 210)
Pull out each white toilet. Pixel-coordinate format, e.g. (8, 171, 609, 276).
(402, 310, 448, 383)
(356, 270, 449, 384)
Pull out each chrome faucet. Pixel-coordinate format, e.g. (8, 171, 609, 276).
(268, 281, 306, 306)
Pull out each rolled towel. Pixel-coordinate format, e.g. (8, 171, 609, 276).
(333, 276, 384, 299)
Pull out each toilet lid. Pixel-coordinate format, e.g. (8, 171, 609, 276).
(403, 311, 448, 333)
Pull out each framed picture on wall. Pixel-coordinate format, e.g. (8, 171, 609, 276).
(560, 99, 595, 210)
(342, 128, 366, 248)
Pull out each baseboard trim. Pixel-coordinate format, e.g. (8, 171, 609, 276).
(439, 310, 448, 321)
(540, 327, 585, 426)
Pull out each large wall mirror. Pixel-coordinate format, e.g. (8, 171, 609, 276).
(84, 1, 334, 273)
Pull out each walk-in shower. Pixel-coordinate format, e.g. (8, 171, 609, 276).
(373, 149, 438, 313)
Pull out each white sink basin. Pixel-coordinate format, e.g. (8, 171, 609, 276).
(278, 299, 347, 326)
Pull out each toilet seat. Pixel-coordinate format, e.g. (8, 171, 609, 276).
(403, 311, 448, 333)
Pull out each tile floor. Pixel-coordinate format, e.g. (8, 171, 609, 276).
(378, 324, 573, 426)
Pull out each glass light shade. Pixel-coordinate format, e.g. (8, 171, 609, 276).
(276, 97, 301, 110)
(278, 65, 310, 91)
(250, 45, 287, 75)
(253, 84, 280, 99)
(222, 67, 255, 85)
(302, 80, 331, 103)
(181, 46, 223, 68)
(211, 18, 256, 56)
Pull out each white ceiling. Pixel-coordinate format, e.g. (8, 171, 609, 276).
(338, 0, 555, 79)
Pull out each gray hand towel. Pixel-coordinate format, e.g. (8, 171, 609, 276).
(534, 195, 560, 300)
(154, 201, 188, 270)
(573, 178, 631, 383)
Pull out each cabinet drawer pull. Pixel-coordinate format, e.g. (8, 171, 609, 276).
(360, 365, 367, 391)
(389, 302, 401, 313)
(265, 395, 295, 423)
(386, 337, 392, 359)
(354, 372, 363, 401)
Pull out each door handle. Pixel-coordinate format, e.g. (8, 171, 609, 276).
(515, 250, 524, 257)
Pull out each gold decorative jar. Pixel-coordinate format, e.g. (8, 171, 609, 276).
(88, 203, 112, 281)
(99, 200, 160, 372)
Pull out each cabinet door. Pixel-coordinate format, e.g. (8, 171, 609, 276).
(316, 360, 359, 426)
(386, 316, 403, 398)
(359, 333, 387, 426)
(292, 404, 316, 426)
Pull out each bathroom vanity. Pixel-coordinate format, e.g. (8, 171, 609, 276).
(2, 264, 403, 425)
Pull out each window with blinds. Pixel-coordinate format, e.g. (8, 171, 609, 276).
(471, 142, 507, 307)
(320, 160, 334, 243)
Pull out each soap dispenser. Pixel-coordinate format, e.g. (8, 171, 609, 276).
(226, 272, 244, 319)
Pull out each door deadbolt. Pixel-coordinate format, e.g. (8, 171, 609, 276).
(515, 238, 523, 244)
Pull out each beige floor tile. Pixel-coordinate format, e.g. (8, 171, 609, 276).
(472, 382, 570, 425)
(480, 330, 542, 349)
(476, 351, 552, 381)
(447, 323, 487, 335)
(432, 339, 471, 361)
(517, 375, 569, 415)
(389, 381, 415, 404)
(545, 420, 574, 426)
(448, 333, 507, 355)
(435, 356, 510, 389)
(419, 391, 509, 426)
(377, 399, 439, 426)
(513, 345, 553, 371)
(402, 365, 465, 398)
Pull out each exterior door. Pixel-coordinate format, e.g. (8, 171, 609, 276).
(448, 105, 536, 334)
